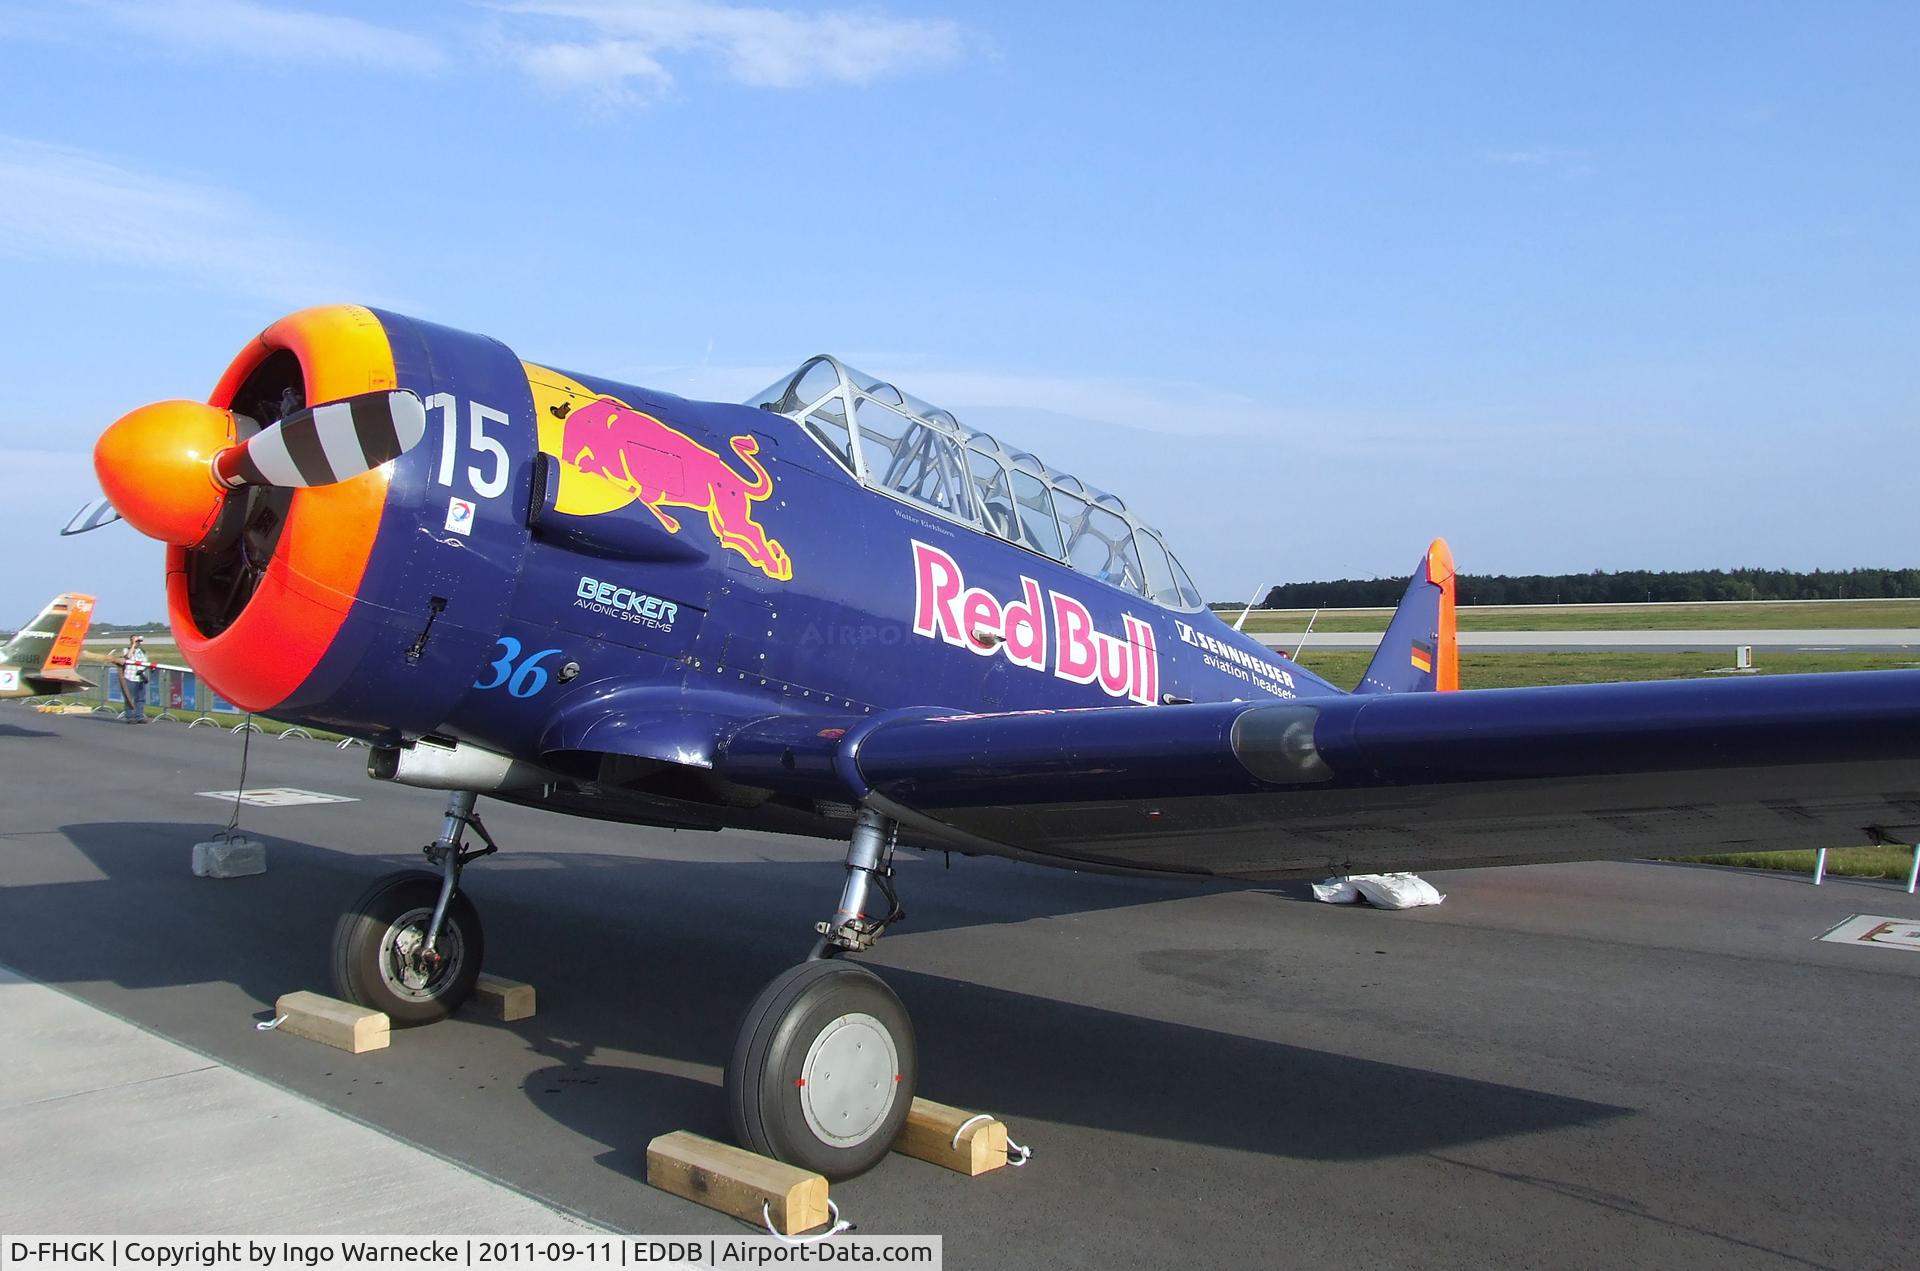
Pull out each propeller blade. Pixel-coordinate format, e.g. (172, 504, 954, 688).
(61, 498, 122, 537)
(213, 389, 426, 489)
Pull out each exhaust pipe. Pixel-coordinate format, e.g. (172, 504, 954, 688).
(369, 737, 551, 792)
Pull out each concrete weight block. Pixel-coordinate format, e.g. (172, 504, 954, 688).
(192, 836, 265, 878)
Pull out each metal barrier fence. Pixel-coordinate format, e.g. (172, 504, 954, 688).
(60, 671, 366, 752)
(1814, 845, 1920, 895)
(43, 667, 365, 748)
(74, 665, 240, 719)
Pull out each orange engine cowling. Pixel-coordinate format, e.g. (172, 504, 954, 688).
(160, 305, 396, 712)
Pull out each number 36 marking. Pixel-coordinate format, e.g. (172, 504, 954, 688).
(427, 392, 510, 499)
(474, 637, 562, 698)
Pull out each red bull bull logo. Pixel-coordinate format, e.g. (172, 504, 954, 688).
(911, 541, 1159, 705)
(532, 366, 793, 582)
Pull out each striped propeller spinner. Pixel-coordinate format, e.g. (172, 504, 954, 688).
(214, 390, 427, 489)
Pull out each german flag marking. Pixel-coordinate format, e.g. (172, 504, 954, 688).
(1410, 639, 1434, 674)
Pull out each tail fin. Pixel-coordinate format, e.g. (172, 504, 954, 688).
(1354, 540, 1457, 695)
(2, 593, 97, 683)
(41, 593, 96, 679)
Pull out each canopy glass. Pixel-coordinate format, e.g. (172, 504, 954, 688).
(751, 357, 1205, 610)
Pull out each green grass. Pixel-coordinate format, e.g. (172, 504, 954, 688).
(1284, 648, 1920, 879)
(1241, 598, 1920, 634)
(43, 699, 349, 742)
(1672, 846, 1917, 880)
(188, 710, 348, 741)
(1290, 648, 1920, 690)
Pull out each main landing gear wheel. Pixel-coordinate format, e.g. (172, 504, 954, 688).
(331, 870, 484, 1026)
(726, 959, 918, 1181)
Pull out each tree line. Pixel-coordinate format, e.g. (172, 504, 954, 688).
(1239, 568, 1920, 610)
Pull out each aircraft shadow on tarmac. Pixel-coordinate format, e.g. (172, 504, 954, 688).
(0, 723, 58, 738)
(5, 821, 1629, 1169)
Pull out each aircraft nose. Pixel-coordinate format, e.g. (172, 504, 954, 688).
(93, 400, 236, 548)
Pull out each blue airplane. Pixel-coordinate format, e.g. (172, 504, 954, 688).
(77, 305, 1920, 1179)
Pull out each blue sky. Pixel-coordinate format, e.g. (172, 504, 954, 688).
(2, 0, 1915, 621)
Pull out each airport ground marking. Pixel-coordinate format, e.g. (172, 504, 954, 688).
(195, 787, 359, 807)
(1816, 913, 1920, 952)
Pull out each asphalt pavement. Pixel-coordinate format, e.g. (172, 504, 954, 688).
(2, 706, 1917, 1268)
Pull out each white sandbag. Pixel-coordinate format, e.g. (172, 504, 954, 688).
(1310, 877, 1360, 904)
(1311, 872, 1445, 909)
(1353, 873, 1445, 908)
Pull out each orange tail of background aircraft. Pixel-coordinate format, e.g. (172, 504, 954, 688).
(0, 593, 98, 698)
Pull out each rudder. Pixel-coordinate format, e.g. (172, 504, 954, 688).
(40, 593, 96, 680)
(1354, 540, 1457, 694)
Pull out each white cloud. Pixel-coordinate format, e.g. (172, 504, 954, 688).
(0, 5, 69, 41)
(624, 355, 1437, 459)
(493, 0, 968, 104)
(12, 2, 960, 103)
(0, 136, 363, 303)
(884, 368, 1319, 440)
(1485, 146, 1596, 181)
(518, 38, 672, 96)
(71, 0, 447, 71)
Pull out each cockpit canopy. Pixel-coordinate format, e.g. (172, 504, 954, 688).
(750, 356, 1206, 610)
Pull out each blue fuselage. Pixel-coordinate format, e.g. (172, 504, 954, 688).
(272, 312, 1336, 776)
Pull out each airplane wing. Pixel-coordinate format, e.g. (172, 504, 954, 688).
(716, 671, 1920, 880)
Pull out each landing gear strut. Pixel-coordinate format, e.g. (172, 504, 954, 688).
(726, 809, 918, 1179)
(811, 805, 905, 957)
(331, 790, 496, 1026)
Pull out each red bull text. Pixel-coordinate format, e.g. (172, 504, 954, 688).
(911, 541, 1159, 705)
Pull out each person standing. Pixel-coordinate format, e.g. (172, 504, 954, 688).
(114, 634, 152, 723)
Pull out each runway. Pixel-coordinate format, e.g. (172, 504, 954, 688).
(3, 708, 1917, 1267)
(1257, 628, 1920, 653)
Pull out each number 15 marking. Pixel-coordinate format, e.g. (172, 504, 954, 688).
(427, 392, 510, 499)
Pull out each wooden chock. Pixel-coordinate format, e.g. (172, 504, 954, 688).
(469, 973, 536, 1021)
(894, 1097, 1009, 1176)
(272, 990, 389, 1054)
(647, 1132, 830, 1235)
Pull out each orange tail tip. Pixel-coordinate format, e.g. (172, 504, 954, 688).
(1427, 537, 1458, 691)
(1354, 538, 1460, 695)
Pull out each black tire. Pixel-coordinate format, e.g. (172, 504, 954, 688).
(726, 960, 917, 1180)
(330, 870, 483, 1027)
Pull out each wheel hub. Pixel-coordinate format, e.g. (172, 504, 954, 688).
(798, 1012, 900, 1148)
(378, 906, 463, 1001)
